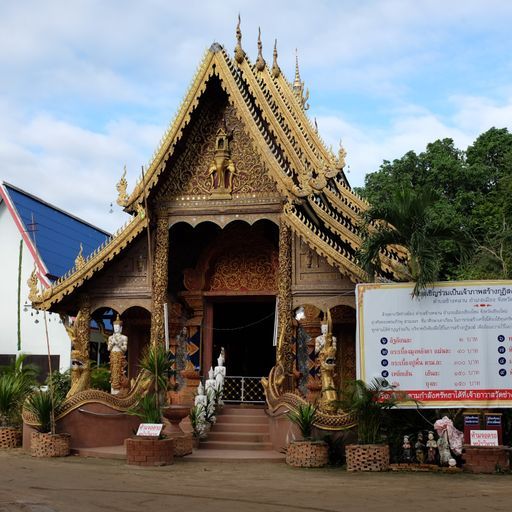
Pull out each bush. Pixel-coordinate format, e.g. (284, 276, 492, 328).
(287, 403, 317, 440)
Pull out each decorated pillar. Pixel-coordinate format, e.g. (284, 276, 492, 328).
(67, 295, 91, 396)
(277, 218, 294, 390)
(150, 215, 169, 346)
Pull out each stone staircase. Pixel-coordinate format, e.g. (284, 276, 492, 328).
(200, 405, 273, 451)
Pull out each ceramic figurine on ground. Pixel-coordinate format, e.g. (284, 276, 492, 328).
(426, 431, 438, 464)
(401, 435, 412, 463)
(415, 432, 426, 463)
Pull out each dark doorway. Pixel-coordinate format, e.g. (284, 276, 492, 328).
(212, 298, 276, 377)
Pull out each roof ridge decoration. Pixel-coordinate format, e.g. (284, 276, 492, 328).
(234, 14, 245, 65)
(271, 39, 281, 78)
(255, 27, 266, 72)
(116, 165, 129, 207)
(293, 50, 309, 110)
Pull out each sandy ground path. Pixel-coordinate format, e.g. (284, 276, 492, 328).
(0, 450, 511, 512)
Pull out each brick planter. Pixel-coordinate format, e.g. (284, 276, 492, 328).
(125, 437, 174, 466)
(463, 445, 510, 474)
(346, 444, 390, 472)
(0, 427, 22, 449)
(30, 432, 70, 457)
(286, 440, 329, 468)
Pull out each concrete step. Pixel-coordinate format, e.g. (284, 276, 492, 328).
(207, 431, 271, 443)
(215, 414, 268, 425)
(219, 407, 266, 416)
(200, 440, 274, 451)
(213, 423, 269, 433)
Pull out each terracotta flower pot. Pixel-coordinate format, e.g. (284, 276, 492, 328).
(30, 432, 70, 457)
(0, 427, 22, 449)
(286, 440, 329, 468)
(125, 436, 174, 466)
(345, 444, 390, 472)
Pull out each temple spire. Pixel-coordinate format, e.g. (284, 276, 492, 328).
(255, 27, 266, 71)
(271, 39, 281, 78)
(234, 14, 245, 64)
(293, 49, 310, 110)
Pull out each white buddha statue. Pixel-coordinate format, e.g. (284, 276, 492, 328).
(107, 315, 128, 395)
(315, 321, 337, 355)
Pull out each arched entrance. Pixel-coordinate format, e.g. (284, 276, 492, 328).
(169, 219, 278, 382)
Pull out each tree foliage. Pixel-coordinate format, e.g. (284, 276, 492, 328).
(357, 127, 512, 281)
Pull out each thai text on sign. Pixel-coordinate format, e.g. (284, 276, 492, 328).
(136, 423, 164, 437)
(356, 281, 512, 408)
(470, 430, 499, 446)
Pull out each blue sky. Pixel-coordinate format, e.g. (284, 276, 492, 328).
(1, 0, 512, 231)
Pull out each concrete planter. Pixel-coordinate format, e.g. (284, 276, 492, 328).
(125, 436, 174, 466)
(30, 432, 70, 457)
(286, 440, 329, 468)
(346, 444, 390, 472)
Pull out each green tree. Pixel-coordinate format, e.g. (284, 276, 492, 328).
(359, 186, 469, 295)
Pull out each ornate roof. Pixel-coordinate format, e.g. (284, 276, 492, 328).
(32, 28, 406, 309)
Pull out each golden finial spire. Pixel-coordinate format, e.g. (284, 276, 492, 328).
(75, 243, 85, 270)
(293, 49, 302, 93)
(255, 27, 266, 72)
(271, 39, 281, 78)
(116, 165, 128, 206)
(293, 49, 309, 110)
(234, 14, 245, 64)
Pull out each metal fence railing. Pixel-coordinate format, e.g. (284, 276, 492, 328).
(222, 376, 266, 403)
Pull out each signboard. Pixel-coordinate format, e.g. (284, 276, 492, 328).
(470, 430, 499, 447)
(136, 423, 164, 437)
(356, 281, 512, 408)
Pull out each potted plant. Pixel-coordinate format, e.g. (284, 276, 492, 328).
(285, 403, 329, 468)
(124, 345, 179, 465)
(125, 393, 174, 466)
(189, 404, 206, 448)
(24, 389, 70, 457)
(0, 355, 37, 448)
(340, 378, 400, 471)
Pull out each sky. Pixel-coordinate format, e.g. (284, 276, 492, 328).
(2, 0, 512, 233)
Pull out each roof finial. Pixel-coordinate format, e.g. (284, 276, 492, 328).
(255, 27, 266, 72)
(234, 14, 245, 64)
(293, 49, 309, 110)
(271, 39, 281, 78)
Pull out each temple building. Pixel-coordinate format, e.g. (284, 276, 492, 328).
(27, 24, 404, 448)
(0, 182, 109, 377)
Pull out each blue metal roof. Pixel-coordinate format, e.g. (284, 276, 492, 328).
(3, 182, 110, 280)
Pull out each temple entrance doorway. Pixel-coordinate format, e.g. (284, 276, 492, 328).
(211, 297, 275, 377)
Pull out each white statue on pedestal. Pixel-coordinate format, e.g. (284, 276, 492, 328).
(107, 315, 128, 395)
(214, 347, 226, 405)
(315, 321, 337, 355)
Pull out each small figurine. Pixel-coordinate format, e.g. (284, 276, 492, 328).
(426, 431, 438, 464)
(401, 435, 412, 463)
(415, 432, 426, 463)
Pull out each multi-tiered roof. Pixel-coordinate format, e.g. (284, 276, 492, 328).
(32, 22, 405, 310)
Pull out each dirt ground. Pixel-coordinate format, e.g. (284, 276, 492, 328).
(0, 450, 511, 512)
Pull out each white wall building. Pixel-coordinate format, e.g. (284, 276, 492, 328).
(0, 182, 109, 379)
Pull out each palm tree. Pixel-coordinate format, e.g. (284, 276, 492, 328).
(359, 186, 469, 296)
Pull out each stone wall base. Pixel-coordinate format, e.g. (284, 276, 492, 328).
(463, 445, 510, 474)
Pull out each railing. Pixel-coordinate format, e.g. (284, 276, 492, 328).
(223, 376, 266, 403)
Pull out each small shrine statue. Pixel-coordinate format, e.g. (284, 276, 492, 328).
(401, 435, 412, 463)
(426, 431, 438, 464)
(315, 321, 337, 355)
(415, 432, 426, 463)
(214, 347, 226, 394)
(107, 315, 128, 395)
